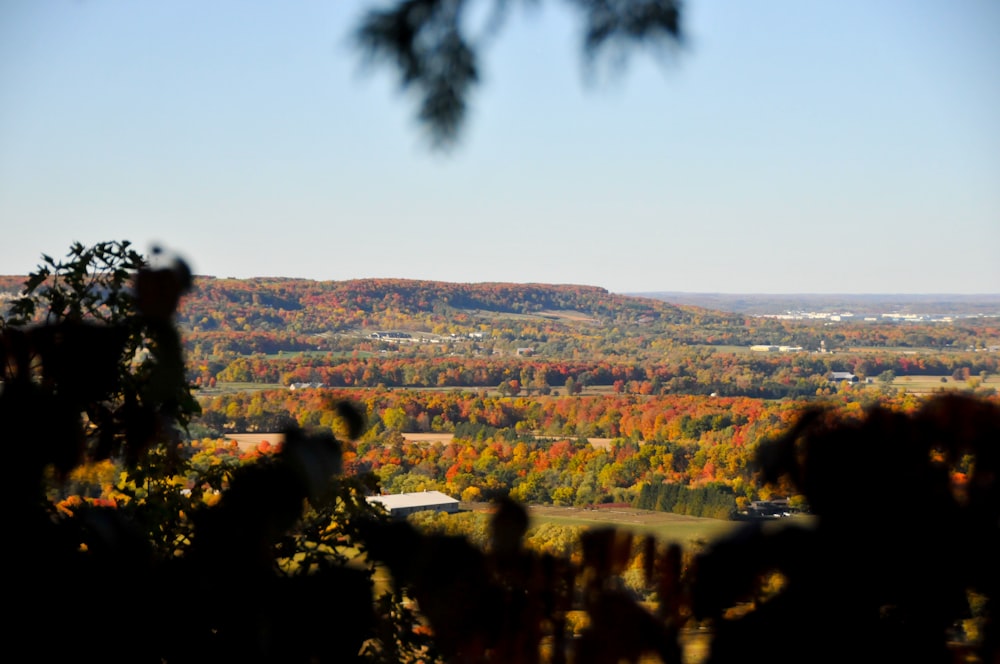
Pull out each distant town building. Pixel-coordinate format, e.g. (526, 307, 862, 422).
(370, 331, 412, 340)
(743, 498, 795, 519)
(289, 382, 326, 390)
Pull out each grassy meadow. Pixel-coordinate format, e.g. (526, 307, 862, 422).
(890, 374, 985, 395)
(525, 505, 745, 545)
(461, 504, 751, 547)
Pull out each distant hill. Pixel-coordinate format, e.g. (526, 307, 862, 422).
(6, 273, 998, 355)
(631, 292, 1000, 317)
(173, 277, 745, 337)
(5, 273, 995, 318)
(0, 275, 749, 350)
(6, 274, 999, 395)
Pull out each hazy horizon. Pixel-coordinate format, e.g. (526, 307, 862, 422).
(2, 269, 997, 301)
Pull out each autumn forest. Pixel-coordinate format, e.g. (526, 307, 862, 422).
(3, 253, 999, 663)
(4, 272, 998, 517)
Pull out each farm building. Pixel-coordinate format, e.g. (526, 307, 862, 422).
(366, 490, 460, 519)
(828, 371, 858, 383)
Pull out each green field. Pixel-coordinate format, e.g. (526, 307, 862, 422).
(196, 381, 286, 395)
(523, 505, 744, 545)
(262, 350, 374, 360)
(527, 506, 819, 552)
(890, 374, 983, 395)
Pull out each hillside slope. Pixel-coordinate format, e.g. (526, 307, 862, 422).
(172, 278, 759, 355)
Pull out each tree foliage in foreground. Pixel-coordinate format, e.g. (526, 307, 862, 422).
(3, 241, 998, 663)
(354, 0, 683, 147)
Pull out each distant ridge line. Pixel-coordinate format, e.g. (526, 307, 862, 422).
(630, 292, 1000, 317)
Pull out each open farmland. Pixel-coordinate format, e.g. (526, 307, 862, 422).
(223, 432, 286, 451)
(527, 506, 816, 549)
(526, 505, 742, 544)
(199, 381, 285, 395)
(467, 503, 748, 546)
(891, 374, 988, 395)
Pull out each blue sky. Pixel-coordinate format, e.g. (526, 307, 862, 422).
(1, 1, 998, 294)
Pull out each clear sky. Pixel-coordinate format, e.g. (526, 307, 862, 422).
(1, 1, 998, 294)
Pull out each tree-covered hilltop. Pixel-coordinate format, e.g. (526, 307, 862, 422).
(6, 272, 999, 399)
(172, 277, 1000, 352)
(176, 276, 737, 333)
(7, 274, 998, 360)
(155, 277, 1000, 396)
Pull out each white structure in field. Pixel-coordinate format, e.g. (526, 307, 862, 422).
(828, 371, 858, 383)
(366, 490, 460, 519)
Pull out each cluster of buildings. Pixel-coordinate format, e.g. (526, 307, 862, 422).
(759, 311, 997, 323)
(367, 330, 486, 345)
(735, 498, 800, 520)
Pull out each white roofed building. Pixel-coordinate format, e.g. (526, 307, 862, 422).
(366, 490, 460, 519)
(828, 371, 857, 383)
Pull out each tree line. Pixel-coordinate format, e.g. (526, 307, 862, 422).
(203, 350, 999, 399)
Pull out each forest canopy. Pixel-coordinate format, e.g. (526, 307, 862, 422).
(2, 241, 998, 663)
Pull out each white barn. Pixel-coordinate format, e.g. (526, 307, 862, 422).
(366, 490, 460, 519)
(828, 371, 858, 383)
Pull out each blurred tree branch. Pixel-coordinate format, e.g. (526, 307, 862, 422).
(355, 0, 683, 147)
